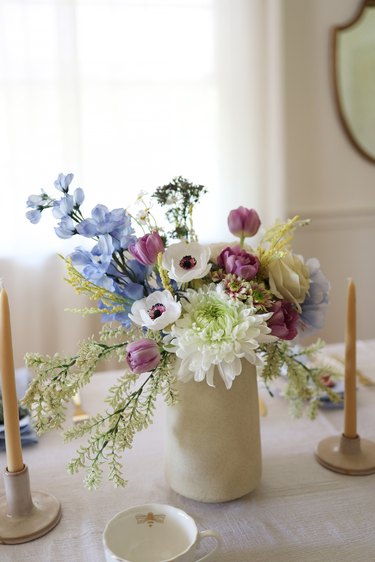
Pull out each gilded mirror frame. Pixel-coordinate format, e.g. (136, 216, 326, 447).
(332, 0, 375, 163)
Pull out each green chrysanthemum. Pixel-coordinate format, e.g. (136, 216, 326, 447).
(168, 284, 275, 389)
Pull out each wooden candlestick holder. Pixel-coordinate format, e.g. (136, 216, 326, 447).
(0, 464, 61, 544)
(315, 433, 375, 475)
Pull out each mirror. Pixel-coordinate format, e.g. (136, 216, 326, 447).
(333, 0, 375, 163)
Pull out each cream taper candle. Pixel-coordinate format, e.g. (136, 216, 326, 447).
(343, 278, 357, 439)
(0, 283, 24, 472)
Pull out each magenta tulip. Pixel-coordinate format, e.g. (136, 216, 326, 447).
(126, 339, 161, 374)
(217, 245, 259, 280)
(267, 300, 299, 340)
(227, 207, 261, 241)
(128, 231, 164, 266)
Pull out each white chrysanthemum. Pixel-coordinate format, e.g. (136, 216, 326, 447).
(162, 241, 211, 283)
(167, 284, 276, 389)
(129, 290, 181, 331)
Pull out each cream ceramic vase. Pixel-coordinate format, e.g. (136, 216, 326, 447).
(164, 361, 262, 503)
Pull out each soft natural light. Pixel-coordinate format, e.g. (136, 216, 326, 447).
(0, 0, 265, 262)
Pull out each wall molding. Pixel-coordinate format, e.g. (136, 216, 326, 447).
(287, 207, 375, 232)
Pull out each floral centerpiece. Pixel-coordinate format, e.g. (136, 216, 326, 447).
(24, 174, 335, 490)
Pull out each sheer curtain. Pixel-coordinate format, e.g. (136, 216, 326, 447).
(0, 0, 284, 367)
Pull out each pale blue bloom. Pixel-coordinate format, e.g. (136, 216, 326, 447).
(74, 187, 84, 206)
(123, 281, 145, 300)
(70, 234, 115, 290)
(55, 216, 77, 239)
(125, 259, 150, 285)
(108, 259, 147, 301)
(100, 259, 149, 325)
(54, 173, 74, 193)
(76, 205, 134, 250)
(76, 205, 122, 236)
(300, 258, 330, 337)
(52, 195, 74, 219)
(91, 233, 114, 258)
(26, 194, 45, 208)
(26, 209, 42, 224)
(52, 189, 85, 219)
(26, 191, 54, 223)
(70, 246, 114, 291)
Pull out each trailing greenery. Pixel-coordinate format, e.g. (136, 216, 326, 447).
(260, 339, 341, 419)
(23, 328, 340, 489)
(23, 325, 177, 489)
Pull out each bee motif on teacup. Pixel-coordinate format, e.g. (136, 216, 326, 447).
(135, 512, 166, 527)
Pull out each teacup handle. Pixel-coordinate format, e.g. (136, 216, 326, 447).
(195, 529, 221, 561)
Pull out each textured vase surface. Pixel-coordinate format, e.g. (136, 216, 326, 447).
(164, 362, 262, 503)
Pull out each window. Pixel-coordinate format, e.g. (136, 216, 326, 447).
(1, 0, 272, 263)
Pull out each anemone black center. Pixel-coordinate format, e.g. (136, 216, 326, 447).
(148, 303, 166, 319)
(179, 255, 197, 270)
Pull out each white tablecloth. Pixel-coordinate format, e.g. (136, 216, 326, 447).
(1, 342, 375, 562)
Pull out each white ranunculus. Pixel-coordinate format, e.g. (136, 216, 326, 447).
(268, 253, 310, 311)
(162, 242, 211, 283)
(129, 290, 181, 331)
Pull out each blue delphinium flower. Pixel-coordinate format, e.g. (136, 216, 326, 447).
(54, 173, 74, 193)
(70, 234, 115, 291)
(26, 192, 54, 223)
(26, 173, 151, 323)
(299, 258, 330, 337)
(52, 195, 74, 219)
(55, 216, 77, 239)
(52, 188, 84, 219)
(26, 174, 84, 232)
(108, 259, 148, 301)
(70, 247, 114, 291)
(27, 193, 45, 207)
(98, 301, 133, 327)
(76, 205, 135, 250)
(26, 209, 43, 224)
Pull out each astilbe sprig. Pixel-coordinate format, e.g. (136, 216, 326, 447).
(23, 326, 178, 489)
(23, 335, 130, 433)
(23, 352, 78, 433)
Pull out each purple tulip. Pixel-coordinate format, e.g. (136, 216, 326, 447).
(126, 339, 161, 374)
(227, 206, 261, 240)
(267, 300, 299, 340)
(128, 231, 164, 266)
(217, 246, 259, 280)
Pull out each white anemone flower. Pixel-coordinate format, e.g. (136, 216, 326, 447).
(162, 242, 211, 283)
(167, 284, 276, 389)
(129, 290, 181, 331)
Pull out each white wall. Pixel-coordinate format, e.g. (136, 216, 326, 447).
(281, 0, 375, 343)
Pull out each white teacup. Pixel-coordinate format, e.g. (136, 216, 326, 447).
(103, 503, 221, 562)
